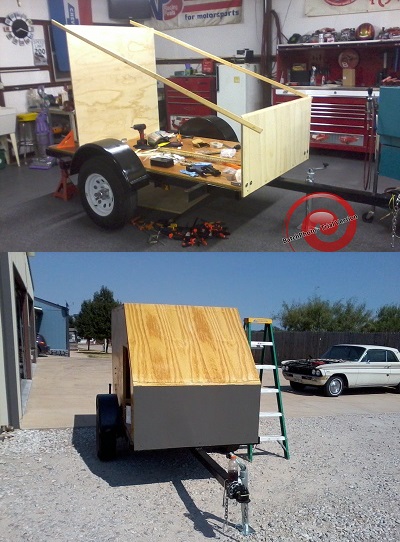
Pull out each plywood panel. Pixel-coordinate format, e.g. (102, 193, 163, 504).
(66, 26, 159, 145)
(123, 303, 260, 387)
(133, 385, 260, 450)
(241, 96, 312, 196)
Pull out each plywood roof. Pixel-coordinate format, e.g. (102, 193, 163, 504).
(123, 303, 260, 387)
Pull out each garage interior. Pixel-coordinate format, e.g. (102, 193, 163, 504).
(1, 1, 400, 252)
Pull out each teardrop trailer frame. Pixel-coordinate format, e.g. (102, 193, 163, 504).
(49, 20, 312, 231)
(97, 303, 264, 535)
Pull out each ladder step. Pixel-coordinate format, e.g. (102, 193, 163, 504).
(259, 435, 286, 442)
(261, 387, 278, 394)
(255, 364, 275, 370)
(259, 412, 282, 418)
(251, 341, 273, 348)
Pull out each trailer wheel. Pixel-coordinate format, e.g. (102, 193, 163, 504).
(96, 394, 120, 461)
(78, 156, 138, 229)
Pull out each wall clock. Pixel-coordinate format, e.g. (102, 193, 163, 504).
(3, 12, 34, 45)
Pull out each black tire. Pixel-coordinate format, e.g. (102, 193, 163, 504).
(78, 156, 138, 229)
(323, 376, 344, 397)
(96, 394, 120, 461)
(395, 382, 400, 394)
(290, 381, 306, 391)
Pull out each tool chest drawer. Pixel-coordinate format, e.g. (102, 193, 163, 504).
(165, 76, 216, 131)
(273, 92, 374, 153)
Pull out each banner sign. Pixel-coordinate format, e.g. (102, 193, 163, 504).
(150, 0, 242, 30)
(306, 0, 400, 16)
(47, 0, 92, 72)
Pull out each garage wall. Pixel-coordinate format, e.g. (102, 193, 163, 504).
(0, 253, 35, 429)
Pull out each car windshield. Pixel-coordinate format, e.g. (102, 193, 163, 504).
(321, 345, 365, 361)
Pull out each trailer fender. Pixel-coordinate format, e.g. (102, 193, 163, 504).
(70, 138, 149, 190)
(72, 139, 149, 229)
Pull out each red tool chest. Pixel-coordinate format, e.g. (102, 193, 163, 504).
(165, 76, 216, 131)
(273, 91, 376, 153)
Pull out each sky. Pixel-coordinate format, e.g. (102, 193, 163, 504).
(29, 252, 400, 325)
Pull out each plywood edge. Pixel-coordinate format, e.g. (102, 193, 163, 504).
(241, 96, 312, 196)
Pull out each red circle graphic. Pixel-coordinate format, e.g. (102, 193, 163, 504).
(324, 0, 357, 6)
(284, 193, 357, 252)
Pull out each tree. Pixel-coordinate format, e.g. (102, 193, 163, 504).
(373, 304, 400, 332)
(277, 295, 373, 332)
(91, 286, 120, 353)
(331, 298, 372, 332)
(75, 286, 119, 352)
(75, 299, 96, 350)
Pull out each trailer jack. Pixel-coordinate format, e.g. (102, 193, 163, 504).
(192, 448, 255, 536)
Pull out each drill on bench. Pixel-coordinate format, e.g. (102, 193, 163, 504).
(132, 123, 148, 148)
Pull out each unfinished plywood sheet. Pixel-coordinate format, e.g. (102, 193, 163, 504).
(66, 26, 159, 145)
(123, 303, 260, 386)
(241, 96, 312, 196)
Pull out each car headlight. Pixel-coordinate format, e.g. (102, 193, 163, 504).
(282, 365, 287, 372)
(312, 369, 322, 376)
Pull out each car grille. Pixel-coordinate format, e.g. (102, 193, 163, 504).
(285, 360, 314, 376)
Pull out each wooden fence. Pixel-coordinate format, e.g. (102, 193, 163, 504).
(252, 330, 400, 364)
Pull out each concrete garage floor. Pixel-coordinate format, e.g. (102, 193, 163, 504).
(20, 351, 400, 430)
(0, 149, 399, 252)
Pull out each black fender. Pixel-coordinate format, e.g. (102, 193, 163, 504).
(96, 393, 121, 432)
(71, 138, 149, 190)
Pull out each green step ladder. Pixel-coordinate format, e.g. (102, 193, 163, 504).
(244, 317, 290, 461)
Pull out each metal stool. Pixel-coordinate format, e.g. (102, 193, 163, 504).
(17, 112, 38, 164)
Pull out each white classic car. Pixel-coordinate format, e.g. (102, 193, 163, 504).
(281, 344, 400, 397)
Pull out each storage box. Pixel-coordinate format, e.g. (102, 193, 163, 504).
(0, 107, 17, 136)
(342, 68, 355, 87)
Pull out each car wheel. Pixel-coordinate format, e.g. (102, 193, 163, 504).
(324, 376, 344, 397)
(395, 382, 400, 394)
(78, 157, 138, 229)
(290, 381, 306, 391)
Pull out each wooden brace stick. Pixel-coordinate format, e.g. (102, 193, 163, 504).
(51, 20, 263, 134)
(130, 20, 308, 99)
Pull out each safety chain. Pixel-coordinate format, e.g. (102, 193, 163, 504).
(223, 482, 229, 532)
(391, 193, 400, 249)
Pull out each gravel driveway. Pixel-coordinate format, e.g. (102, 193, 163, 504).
(1, 413, 399, 542)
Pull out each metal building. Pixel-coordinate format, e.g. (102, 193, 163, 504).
(34, 297, 70, 356)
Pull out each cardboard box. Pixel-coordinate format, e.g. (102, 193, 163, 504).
(342, 68, 355, 87)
